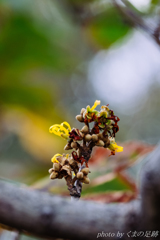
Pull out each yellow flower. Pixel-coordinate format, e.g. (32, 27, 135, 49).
(90, 100, 101, 111)
(84, 100, 101, 121)
(108, 142, 123, 152)
(49, 121, 71, 139)
(51, 153, 62, 163)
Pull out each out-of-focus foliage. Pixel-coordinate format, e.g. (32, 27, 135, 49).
(151, 0, 159, 5)
(85, 8, 130, 48)
(0, 0, 89, 185)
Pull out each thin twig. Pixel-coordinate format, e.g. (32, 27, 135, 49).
(113, 0, 160, 46)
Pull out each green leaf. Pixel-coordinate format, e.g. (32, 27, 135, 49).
(86, 7, 130, 48)
(151, 0, 160, 4)
(0, 83, 52, 112)
(0, 14, 79, 72)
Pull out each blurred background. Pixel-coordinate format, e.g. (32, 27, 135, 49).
(0, 0, 160, 239)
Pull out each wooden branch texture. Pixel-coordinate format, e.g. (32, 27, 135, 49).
(0, 145, 160, 239)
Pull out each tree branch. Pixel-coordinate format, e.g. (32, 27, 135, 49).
(113, 0, 160, 46)
(0, 181, 140, 240)
(140, 144, 160, 231)
(0, 145, 160, 239)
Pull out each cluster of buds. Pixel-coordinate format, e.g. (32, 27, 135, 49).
(76, 100, 120, 137)
(76, 168, 90, 184)
(49, 153, 80, 180)
(49, 154, 73, 180)
(49, 100, 123, 198)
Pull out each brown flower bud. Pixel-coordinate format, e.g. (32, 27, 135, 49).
(64, 143, 72, 150)
(60, 158, 68, 166)
(81, 125, 89, 133)
(77, 172, 84, 179)
(92, 134, 98, 141)
(103, 138, 110, 147)
(82, 176, 90, 184)
(96, 140, 104, 147)
(71, 142, 78, 149)
(50, 171, 58, 179)
(85, 134, 92, 142)
(69, 158, 78, 170)
(76, 115, 84, 122)
(98, 133, 103, 140)
(48, 168, 54, 174)
(53, 162, 61, 172)
(62, 165, 72, 176)
(81, 168, 90, 175)
(80, 108, 86, 115)
(68, 157, 75, 165)
(56, 156, 64, 164)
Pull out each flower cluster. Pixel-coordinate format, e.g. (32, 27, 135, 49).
(49, 100, 123, 198)
(49, 154, 78, 180)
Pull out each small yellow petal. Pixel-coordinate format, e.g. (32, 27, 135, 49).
(51, 153, 62, 163)
(49, 124, 60, 133)
(60, 126, 69, 135)
(52, 126, 63, 137)
(116, 145, 123, 152)
(90, 100, 101, 111)
(108, 142, 123, 152)
(49, 121, 72, 139)
(61, 122, 71, 132)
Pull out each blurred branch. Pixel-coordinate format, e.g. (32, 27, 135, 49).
(61, 0, 160, 46)
(153, 20, 160, 45)
(0, 145, 160, 239)
(140, 144, 160, 231)
(113, 0, 160, 46)
(0, 180, 140, 240)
